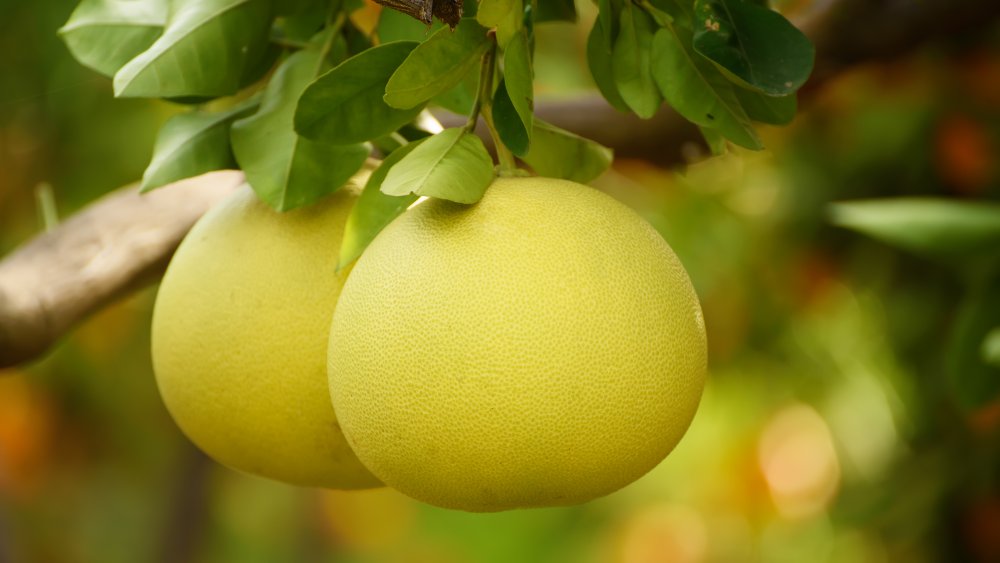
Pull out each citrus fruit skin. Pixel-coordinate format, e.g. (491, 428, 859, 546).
(152, 182, 380, 489)
(328, 176, 707, 511)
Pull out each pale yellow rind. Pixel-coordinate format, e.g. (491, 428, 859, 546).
(153, 184, 380, 489)
(328, 176, 706, 511)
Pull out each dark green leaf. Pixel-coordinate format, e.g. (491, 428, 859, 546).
(535, 0, 576, 23)
(141, 97, 259, 192)
(338, 139, 427, 270)
(829, 199, 1000, 258)
(381, 128, 495, 203)
(649, 0, 694, 28)
(692, 0, 814, 96)
(947, 279, 1000, 410)
(59, 0, 166, 78)
(596, 0, 621, 52)
(650, 27, 762, 150)
(295, 41, 424, 145)
(114, 0, 274, 98)
(521, 120, 613, 183)
(587, 19, 630, 112)
(384, 19, 491, 109)
(612, 3, 661, 119)
(502, 29, 534, 149)
(736, 88, 796, 125)
(493, 79, 530, 156)
(231, 50, 370, 212)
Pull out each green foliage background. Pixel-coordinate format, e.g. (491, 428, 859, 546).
(1, 1, 1000, 562)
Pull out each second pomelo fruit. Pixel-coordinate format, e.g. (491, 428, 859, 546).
(152, 180, 380, 489)
(328, 176, 707, 512)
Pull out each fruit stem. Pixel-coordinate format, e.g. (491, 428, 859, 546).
(466, 35, 518, 176)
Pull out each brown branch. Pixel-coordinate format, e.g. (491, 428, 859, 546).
(0, 171, 244, 367)
(1, 0, 998, 368)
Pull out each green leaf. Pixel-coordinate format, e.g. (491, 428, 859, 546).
(432, 69, 480, 114)
(736, 88, 796, 125)
(384, 19, 491, 110)
(983, 328, 1000, 369)
(692, 0, 814, 96)
(649, 0, 694, 28)
(338, 140, 426, 270)
(114, 0, 274, 98)
(502, 29, 534, 149)
(947, 279, 1000, 410)
(521, 120, 613, 183)
(493, 79, 530, 156)
(829, 199, 1000, 258)
(377, 5, 444, 42)
(596, 0, 621, 52)
(612, 3, 661, 119)
(699, 125, 727, 155)
(231, 50, 370, 212)
(650, 27, 762, 150)
(535, 0, 576, 23)
(381, 128, 495, 204)
(587, 18, 630, 113)
(141, 97, 259, 192)
(478, 0, 522, 46)
(59, 0, 167, 78)
(295, 41, 424, 146)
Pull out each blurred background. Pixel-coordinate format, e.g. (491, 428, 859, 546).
(2, 0, 1000, 562)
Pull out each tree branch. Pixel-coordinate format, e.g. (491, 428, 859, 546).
(0, 171, 244, 367)
(1, 0, 998, 368)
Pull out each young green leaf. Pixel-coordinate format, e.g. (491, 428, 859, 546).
(692, 0, 814, 96)
(535, 0, 576, 23)
(502, 29, 534, 149)
(59, 0, 166, 78)
(586, 19, 630, 113)
(650, 27, 762, 150)
(521, 120, 613, 183)
(384, 19, 491, 109)
(736, 88, 796, 125)
(381, 128, 495, 204)
(477, 0, 522, 46)
(231, 50, 370, 212)
(612, 3, 661, 119)
(493, 79, 530, 156)
(946, 280, 1000, 411)
(295, 41, 424, 146)
(829, 198, 1000, 258)
(141, 97, 259, 192)
(114, 0, 274, 98)
(338, 139, 427, 270)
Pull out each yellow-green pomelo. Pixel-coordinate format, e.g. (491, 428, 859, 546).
(152, 182, 380, 489)
(328, 176, 707, 511)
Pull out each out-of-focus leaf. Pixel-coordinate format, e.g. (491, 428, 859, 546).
(651, 26, 762, 150)
(692, 0, 814, 96)
(983, 328, 1000, 369)
(141, 97, 259, 192)
(521, 120, 613, 183)
(114, 0, 274, 98)
(535, 0, 576, 23)
(649, 0, 693, 28)
(384, 19, 490, 109)
(736, 88, 796, 125)
(947, 279, 1000, 410)
(295, 41, 423, 145)
(338, 139, 427, 270)
(381, 128, 494, 203)
(829, 198, 1000, 258)
(59, 0, 166, 78)
(612, 2, 661, 118)
(699, 125, 727, 155)
(231, 50, 370, 212)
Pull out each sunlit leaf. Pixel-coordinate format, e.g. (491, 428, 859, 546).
(381, 128, 494, 203)
(231, 50, 370, 212)
(59, 0, 166, 78)
(141, 97, 259, 192)
(384, 19, 490, 109)
(295, 41, 424, 145)
(114, 0, 274, 98)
